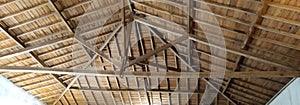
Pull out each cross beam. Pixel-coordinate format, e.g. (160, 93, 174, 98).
(0, 66, 300, 78)
(71, 88, 205, 94)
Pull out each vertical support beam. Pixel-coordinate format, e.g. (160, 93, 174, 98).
(78, 45, 97, 105)
(222, 0, 268, 94)
(69, 90, 78, 105)
(135, 22, 147, 105)
(162, 35, 172, 105)
(214, 94, 218, 105)
(186, 0, 195, 104)
(76, 77, 89, 105)
(126, 44, 134, 105)
(96, 57, 109, 105)
(62, 95, 70, 105)
(197, 78, 200, 105)
(149, 31, 162, 105)
(144, 78, 151, 105)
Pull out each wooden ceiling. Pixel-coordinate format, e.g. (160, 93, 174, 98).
(0, 0, 299, 105)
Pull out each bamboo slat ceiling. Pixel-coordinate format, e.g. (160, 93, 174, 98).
(0, 0, 299, 105)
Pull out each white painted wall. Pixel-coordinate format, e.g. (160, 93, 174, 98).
(0, 75, 44, 105)
(269, 78, 300, 105)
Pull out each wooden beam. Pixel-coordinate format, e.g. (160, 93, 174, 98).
(252, 36, 300, 51)
(62, 0, 93, 12)
(133, 22, 146, 105)
(52, 22, 122, 105)
(193, 8, 251, 27)
(203, 78, 237, 105)
(148, 27, 198, 72)
(17, 22, 63, 38)
(254, 24, 300, 40)
(0, 22, 68, 93)
(0, 36, 73, 60)
(25, 30, 70, 45)
(194, 0, 257, 16)
(131, 0, 185, 19)
(99, 25, 122, 51)
(0, 0, 19, 8)
(76, 21, 121, 36)
(127, 35, 188, 68)
(222, 0, 267, 96)
(262, 15, 300, 27)
(72, 88, 204, 94)
(0, 2, 50, 21)
(48, 0, 73, 33)
(9, 12, 56, 30)
(69, 2, 121, 20)
(134, 9, 244, 44)
(267, 2, 300, 13)
(1, 66, 300, 78)
(134, 18, 296, 70)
